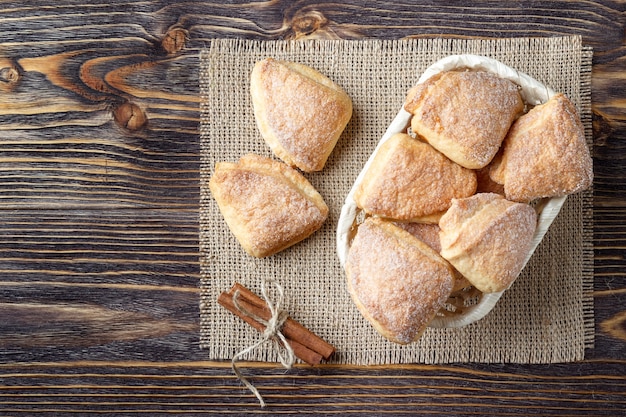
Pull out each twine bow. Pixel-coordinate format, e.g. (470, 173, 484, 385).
(231, 279, 295, 407)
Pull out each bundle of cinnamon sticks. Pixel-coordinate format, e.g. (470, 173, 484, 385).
(218, 283, 335, 366)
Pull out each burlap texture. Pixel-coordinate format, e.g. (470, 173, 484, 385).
(199, 36, 593, 365)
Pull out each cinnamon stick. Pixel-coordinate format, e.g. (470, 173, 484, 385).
(228, 283, 335, 360)
(217, 291, 324, 366)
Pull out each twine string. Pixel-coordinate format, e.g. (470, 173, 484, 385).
(231, 279, 295, 407)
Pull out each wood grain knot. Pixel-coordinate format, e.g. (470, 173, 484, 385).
(0, 57, 20, 92)
(592, 110, 613, 149)
(113, 101, 147, 131)
(289, 10, 328, 38)
(161, 27, 189, 54)
(600, 310, 626, 343)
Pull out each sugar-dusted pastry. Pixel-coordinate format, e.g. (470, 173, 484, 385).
(405, 70, 524, 169)
(346, 217, 455, 344)
(489, 93, 593, 202)
(395, 221, 472, 292)
(439, 193, 537, 293)
(354, 133, 477, 221)
(208, 154, 328, 258)
(250, 58, 353, 172)
(394, 221, 442, 253)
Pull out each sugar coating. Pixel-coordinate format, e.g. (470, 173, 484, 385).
(489, 93, 593, 202)
(395, 221, 472, 291)
(251, 58, 353, 172)
(209, 154, 328, 257)
(354, 133, 477, 220)
(439, 193, 537, 293)
(394, 221, 442, 252)
(405, 70, 524, 169)
(346, 217, 454, 344)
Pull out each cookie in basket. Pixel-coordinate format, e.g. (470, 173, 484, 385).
(354, 132, 476, 221)
(439, 193, 537, 294)
(405, 70, 524, 169)
(345, 217, 455, 344)
(489, 93, 593, 202)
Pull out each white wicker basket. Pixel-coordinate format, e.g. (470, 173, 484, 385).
(336, 54, 567, 328)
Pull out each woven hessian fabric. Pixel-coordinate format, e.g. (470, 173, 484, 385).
(199, 36, 593, 365)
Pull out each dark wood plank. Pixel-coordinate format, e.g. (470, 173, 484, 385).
(0, 210, 200, 363)
(0, 131, 200, 209)
(0, 361, 624, 414)
(0, 0, 625, 415)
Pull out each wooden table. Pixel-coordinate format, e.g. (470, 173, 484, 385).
(1, 1, 624, 415)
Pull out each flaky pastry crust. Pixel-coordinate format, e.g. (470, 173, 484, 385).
(489, 93, 593, 202)
(405, 70, 524, 169)
(439, 193, 537, 293)
(209, 154, 328, 257)
(395, 221, 471, 292)
(354, 133, 477, 221)
(346, 217, 455, 344)
(250, 58, 353, 172)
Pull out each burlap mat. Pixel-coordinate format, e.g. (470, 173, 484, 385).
(199, 36, 593, 365)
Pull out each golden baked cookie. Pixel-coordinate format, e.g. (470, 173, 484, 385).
(439, 193, 537, 293)
(354, 133, 477, 221)
(250, 58, 353, 172)
(489, 93, 593, 202)
(208, 154, 328, 257)
(405, 70, 524, 169)
(346, 217, 455, 344)
(394, 221, 442, 252)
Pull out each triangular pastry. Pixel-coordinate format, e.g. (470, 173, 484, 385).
(346, 217, 455, 344)
(250, 58, 353, 172)
(489, 93, 593, 202)
(354, 133, 477, 221)
(405, 70, 524, 169)
(439, 193, 537, 293)
(209, 154, 328, 257)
